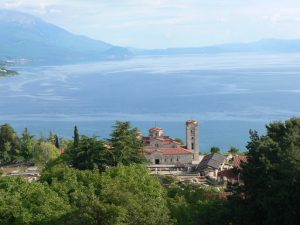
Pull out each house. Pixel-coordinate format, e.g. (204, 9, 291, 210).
(218, 156, 248, 186)
(142, 120, 200, 165)
(197, 153, 227, 178)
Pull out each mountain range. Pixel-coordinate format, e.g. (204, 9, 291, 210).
(0, 9, 131, 64)
(1, 9, 300, 65)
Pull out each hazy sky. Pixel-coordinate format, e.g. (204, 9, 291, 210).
(1, 0, 300, 48)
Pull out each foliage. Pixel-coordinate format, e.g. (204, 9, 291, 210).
(234, 118, 300, 225)
(33, 142, 60, 166)
(67, 135, 109, 171)
(108, 121, 147, 166)
(0, 177, 70, 225)
(228, 146, 239, 155)
(20, 128, 36, 161)
(0, 124, 20, 163)
(167, 184, 232, 225)
(210, 146, 221, 154)
(40, 164, 172, 225)
(73, 126, 79, 147)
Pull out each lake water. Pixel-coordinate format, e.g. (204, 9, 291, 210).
(1, 53, 300, 152)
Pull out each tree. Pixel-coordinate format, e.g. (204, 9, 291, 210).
(0, 124, 20, 163)
(235, 118, 300, 225)
(73, 126, 79, 147)
(167, 184, 231, 225)
(228, 146, 239, 155)
(0, 176, 70, 225)
(40, 164, 172, 225)
(33, 142, 60, 166)
(67, 135, 109, 171)
(210, 146, 220, 154)
(109, 121, 146, 166)
(20, 128, 36, 161)
(54, 135, 60, 149)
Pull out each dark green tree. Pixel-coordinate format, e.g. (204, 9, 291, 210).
(235, 118, 300, 225)
(20, 128, 36, 161)
(54, 134, 60, 149)
(0, 124, 20, 163)
(67, 135, 109, 171)
(167, 184, 231, 225)
(210, 146, 221, 154)
(228, 146, 239, 155)
(109, 121, 146, 166)
(73, 126, 79, 147)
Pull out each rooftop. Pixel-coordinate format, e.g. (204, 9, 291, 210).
(144, 148, 193, 155)
(197, 153, 226, 170)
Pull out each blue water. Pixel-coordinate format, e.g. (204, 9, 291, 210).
(1, 53, 300, 152)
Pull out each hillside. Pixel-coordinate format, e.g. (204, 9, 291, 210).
(0, 10, 131, 64)
(134, 39, 300, 56)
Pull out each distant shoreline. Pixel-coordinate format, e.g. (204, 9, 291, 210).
(0, 67, 18, 77)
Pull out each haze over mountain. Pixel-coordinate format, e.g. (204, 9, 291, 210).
(1, 9, 300, 65)
(0, 9, 131, 64)
(135, 39, 300, 56)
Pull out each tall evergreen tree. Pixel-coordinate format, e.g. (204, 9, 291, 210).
(0, 124, 20, 163)
(20, 128, 36, 161)
(73, 126, 79, 147)
(235, 118, 300, 225)
(54, 135, 60, 149)
(109, 121, 146, 166)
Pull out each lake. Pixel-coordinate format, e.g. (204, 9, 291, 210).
(1, 53, 300, 152)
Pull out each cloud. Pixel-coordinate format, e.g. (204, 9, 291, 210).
(1, 0, 300, 48)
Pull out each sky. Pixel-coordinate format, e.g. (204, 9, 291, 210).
(1, 0, 300, 48)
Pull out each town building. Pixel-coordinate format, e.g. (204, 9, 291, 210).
(218, 155, 248, 186)
(143, 120, 200, 165)
(197, 153, 227, 178)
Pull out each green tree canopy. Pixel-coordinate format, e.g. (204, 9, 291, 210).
(210, 146, 221, 154)
(20, 128, 36, 162)
(228, 146, 239, 155)
(33, 142, 60, 166)
(0, 177, 70, 225)
(109, 121, 146, 166)
(40, 164, 172, 225)
(67, 135, 109, 171)
(0, 124, 20, 163)
(236, 118, 300, 225)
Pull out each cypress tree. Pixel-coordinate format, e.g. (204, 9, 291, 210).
(54, 134, 60, 149)
(74, 126, 79, 147)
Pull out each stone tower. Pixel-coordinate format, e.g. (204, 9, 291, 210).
(186, 120, 200, 161)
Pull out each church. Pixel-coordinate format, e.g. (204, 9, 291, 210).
(142, 120, 200, 165)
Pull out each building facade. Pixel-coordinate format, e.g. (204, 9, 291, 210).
(143, 120, 200, 165)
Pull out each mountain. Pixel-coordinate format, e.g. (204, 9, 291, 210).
(134, 39, 300, 56)
(0, 10, 131, 64)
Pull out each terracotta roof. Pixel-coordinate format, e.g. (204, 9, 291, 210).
(144, 148, 193, 155)
(233, 156, 248, 169)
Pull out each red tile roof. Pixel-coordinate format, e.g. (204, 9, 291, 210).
(144, 148, 193, 155)
(233, 156, 248, 169)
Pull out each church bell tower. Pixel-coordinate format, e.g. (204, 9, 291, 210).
(186, 120, 200, 161)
